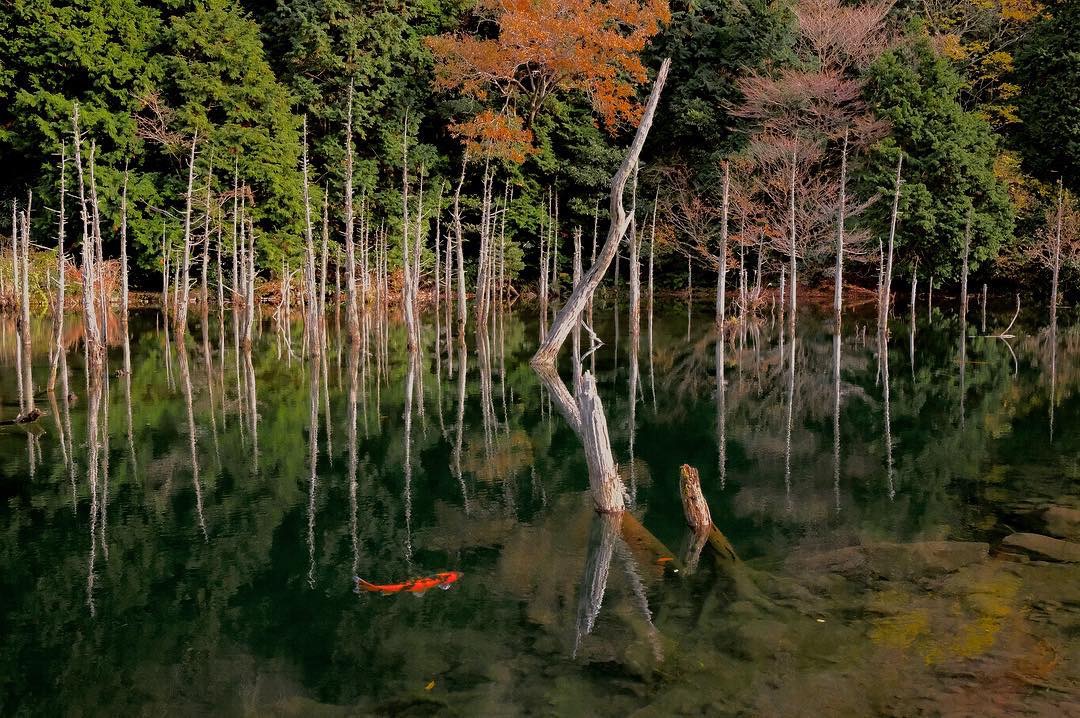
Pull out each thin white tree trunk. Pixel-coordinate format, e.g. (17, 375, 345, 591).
(343, 84, 360, 342)
(880, 153, 903, 331)
(176, 132, 198, 336)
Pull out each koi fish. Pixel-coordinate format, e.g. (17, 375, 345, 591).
(353, 571, 462, 595)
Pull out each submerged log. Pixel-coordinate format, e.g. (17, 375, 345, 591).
(677, 464, 762, 609)
(1, 408, 45, 426)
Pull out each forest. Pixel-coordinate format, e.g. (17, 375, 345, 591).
(1, 0, 1078, 312)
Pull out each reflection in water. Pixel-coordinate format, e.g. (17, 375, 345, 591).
(307, 354, 320, 587)
(716, 326, 727, 490)
(2, 303, 1080, 715)
(573, 512, 618, 657)
(178, 345, 207, 540)
(347, 344, 361, 576)
(879, 330, 895, 500)
(783, 320, 796, 511)
(833, 327, 842, 513)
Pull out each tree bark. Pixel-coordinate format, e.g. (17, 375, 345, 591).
(716, 161, 729, 333)
(176, 132, 198, 336)
(679, 464, 712, 532)
(960, 204, 972, 320)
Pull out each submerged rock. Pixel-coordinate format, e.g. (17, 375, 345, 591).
(787, 541, 989, 582)
(1039, 506, 1080, 542)
(1000, 533, 1080, 563)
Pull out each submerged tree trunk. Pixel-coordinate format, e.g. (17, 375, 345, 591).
(787, 144, 797, 325)
(531, 58, 670, 367)
(301, 117, 319, 357)
(628, 166, 641, 347)
(1050, 179, 1064, 326)
(48, 143, 67, 393)
(18, 197, 34, 415)
(452, 154, 469, 343)
(716, 161, 729, 333)
(71, 104, 103, 370)
(120, 163, 130, 323)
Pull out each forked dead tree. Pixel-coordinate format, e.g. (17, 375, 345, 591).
(531, 58, 670, 367)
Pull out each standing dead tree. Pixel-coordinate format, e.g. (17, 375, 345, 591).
(71, 104, 104, 371)
(733, 0, 891, 315)
(1028, 181, 1080, 326)
(532, 58, 671, 367)
(343, 84, 361, 343)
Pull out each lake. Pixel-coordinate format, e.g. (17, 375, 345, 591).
(2, 295, 1079, 715)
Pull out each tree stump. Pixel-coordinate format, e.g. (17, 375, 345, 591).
(679, 464, 712, 532)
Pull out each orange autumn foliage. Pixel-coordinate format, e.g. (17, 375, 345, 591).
(427, 0, 670, 150)
(451, 110, 536, 163)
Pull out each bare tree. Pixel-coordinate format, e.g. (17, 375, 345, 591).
(1028, 181, 1080, 326)
(531, 58, 671, 367)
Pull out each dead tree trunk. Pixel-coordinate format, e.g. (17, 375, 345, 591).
(120, 163, 130, 322)
(71, 104, 103, 370)
(48, 143, 67, 393)
(301, 117, 319, 357)
(787, 144, 797, 324)
(452, 154, 469, 343)
(834, 131, 848, 327)
(716, 161, 729, 333)
(18, 198, 34, 415)
(879, 153, 902, 332)
(1050, 179, 1064, 327)
(960, 204, 972, 320)
(577, 372, 624, 513)
(531, 58, 670, 367)
(199, 158, 213, 314)
(176, 132, 198, 336)
(343, 85, 360, 343)
(679, 464, 712, 532)
(628, 166, 641, 346)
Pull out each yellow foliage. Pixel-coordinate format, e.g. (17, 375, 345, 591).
(940, 34, 968, 61)
(994, 150, 1038, 213)
(1001, 0, 1043, 23)
(981, 51, 1014, 73)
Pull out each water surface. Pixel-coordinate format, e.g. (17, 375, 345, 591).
(2, 298, 1079, 715)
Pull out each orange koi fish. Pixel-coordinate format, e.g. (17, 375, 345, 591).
(354, 571, 462, 595)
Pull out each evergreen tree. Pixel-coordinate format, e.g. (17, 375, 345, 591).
(1016, 0, 1080, 192)
(161, 0, 303, 263)
(859, 30, 1014, 282)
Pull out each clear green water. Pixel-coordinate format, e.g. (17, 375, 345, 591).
(2, 299, 1079, 716)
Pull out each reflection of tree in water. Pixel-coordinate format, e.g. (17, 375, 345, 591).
(3, 303, 1080, 713)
